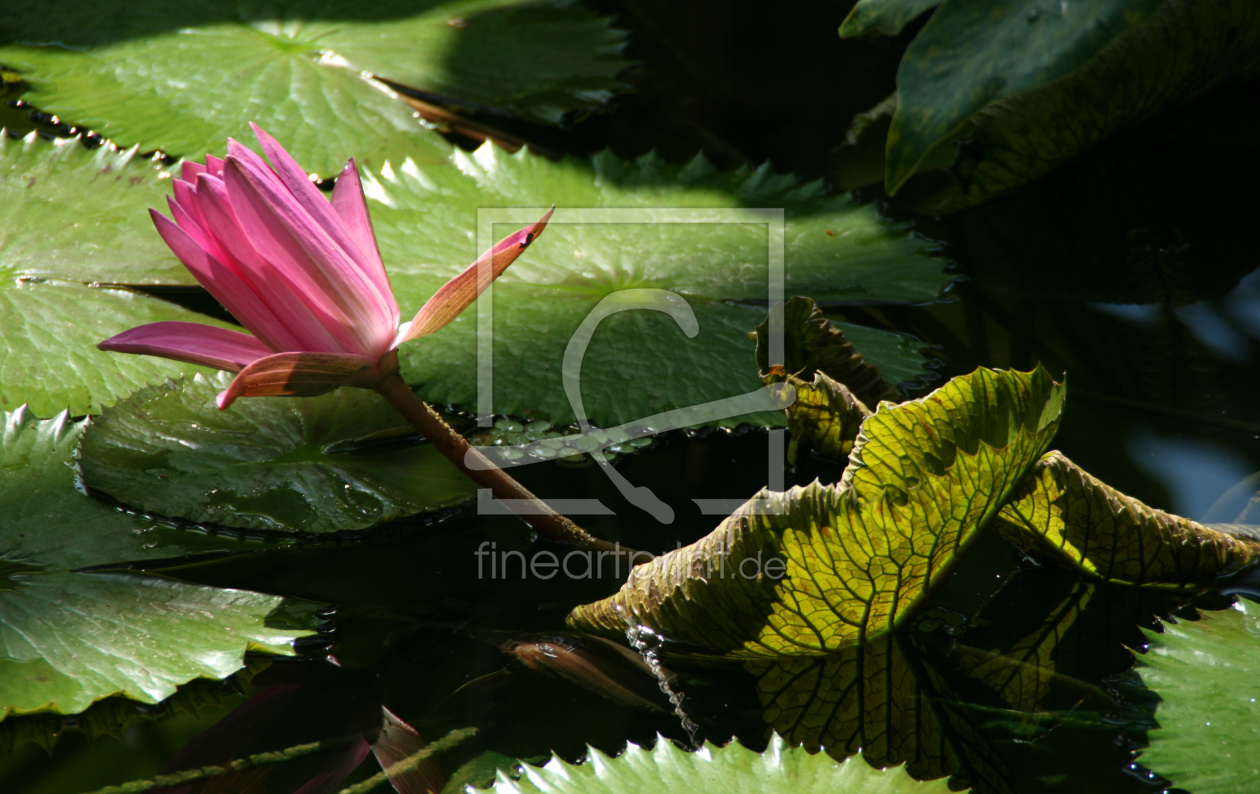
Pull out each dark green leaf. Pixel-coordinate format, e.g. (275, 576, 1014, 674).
(839, 0, 942, 37)
(886, 0, 1166, 194)
(0, 407, 317, 722)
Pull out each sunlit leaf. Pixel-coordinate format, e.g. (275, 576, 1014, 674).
(568, 367, 1062, 786)
(883, 0, 1166, 194)
(0, 407, 317, 723)
(0, 0, 628, 174)
(79, 372, 475, 533)
(1138, 600, 1260, 794)
(993, 451, 1260, 587)
(0, 571, 314, 719)
(372, 145, 951, 428)
(776, 371, 872, 465)
(487, 733, 954, 794)
(0, 133, 257, 416)
(0, 132, 190, 285)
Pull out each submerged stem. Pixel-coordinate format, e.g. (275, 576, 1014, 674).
(374, 372, 620, 553)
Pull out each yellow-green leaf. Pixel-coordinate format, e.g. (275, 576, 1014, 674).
(994, 451, 1260, 587)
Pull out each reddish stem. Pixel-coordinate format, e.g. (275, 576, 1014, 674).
(374, 372, 622, 553)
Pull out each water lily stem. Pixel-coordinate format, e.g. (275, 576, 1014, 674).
(375, 373, 621, 553)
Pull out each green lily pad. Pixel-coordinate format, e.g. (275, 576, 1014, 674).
(0, 133, 258, 417)
(0, 406, 318, 722)
(79, 372, 475, 533)
(884, 0, 1166, 195)
(1139, 600, 1260, 793)
(488, 733, 954, 794)
(0, 570, 312, 719)
(0, 132, 194, 285)
(0, 0, 628, 174)
(370, 145, 951, 428)
(0, 280, 239, 418)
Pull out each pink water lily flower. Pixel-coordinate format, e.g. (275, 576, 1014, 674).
(100, 123, 551, 409)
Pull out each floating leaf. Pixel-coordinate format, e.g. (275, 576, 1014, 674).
(752, 296, 897, 409)
(568, 368, 1062, 786)
(882, 0, 1166, 194)
(993, 451, 1260, 587)
(79, 372, 474, 533)
(488, 733, 954, 794)
(0, 571, 313, 719)
(839, 0, 941, 37)
(0, 0, 628, 174)
(1139, 600, 1260, 794)
(0, 407, 317, 723)
(0, 133, 250, 416)
(370, 145, 951, 428)
(0, 132, 191, 285)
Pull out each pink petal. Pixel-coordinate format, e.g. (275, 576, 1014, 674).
(330, 157, 396, 317)
(179, 160, 205, 184)
(224, 154, 393, 356)
(398, 207, 554, 345)
(151, 209, 304, 352)
(98, 322, 271, 372)
(204, 153, 226, 177)
(216, 351, 378, 409)
(193, 172, 357, 355)
(249, 126, 395, 314)
(234, 133, 397, 332)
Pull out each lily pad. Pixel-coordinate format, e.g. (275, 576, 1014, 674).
(881, 0, 1166, 195)
(1139, 600, 1260, 794)
(0, 571, 312, 719)
(488, 733, 953, 794)
(0, 133, 253, 416)
(0, 406, 318, 722)
(79, 372, 475, 533)
(369, 145, 951, 428)
(0, 0, 628, 174)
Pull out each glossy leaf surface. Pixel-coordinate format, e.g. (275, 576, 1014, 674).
(489, 733, 953, 794)
(0, 0, 628, 174)
(1139, 600, 1260, 794)
(80, 372, 474, 533)
(0, 407, 316, 721)
(373, 145, 950, 427)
